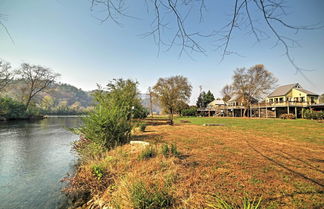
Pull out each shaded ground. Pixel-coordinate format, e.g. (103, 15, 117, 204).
(139, 121, 324, 208)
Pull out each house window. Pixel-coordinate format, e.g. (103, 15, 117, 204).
(294, 97, 298, 102)
(300, 97, 305, 102)
(279, 97, 283, 103)
(311, 97, 315, 104)
(275, 98, 279, 103)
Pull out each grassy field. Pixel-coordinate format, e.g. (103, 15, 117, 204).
(67, 117, 324, 208)
(175, 117, 324, 144)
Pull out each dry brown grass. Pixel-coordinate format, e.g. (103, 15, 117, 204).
(66, 123, 324, 208)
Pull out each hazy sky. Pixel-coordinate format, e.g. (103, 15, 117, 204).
(1, 0, 324, 104)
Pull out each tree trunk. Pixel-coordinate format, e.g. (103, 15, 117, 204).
(25, 94, 33, 111)
(169, 109, 174, 125)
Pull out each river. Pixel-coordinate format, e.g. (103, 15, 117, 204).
(0, 117, 82, 209)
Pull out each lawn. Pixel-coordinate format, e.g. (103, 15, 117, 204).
(66, 117, 324, 208)
(175, 117, 324, 144)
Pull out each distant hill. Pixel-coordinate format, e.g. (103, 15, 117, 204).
(46, 83, 94, 107)
(3, 81, 94, 109)
(2, 81, 161, 113)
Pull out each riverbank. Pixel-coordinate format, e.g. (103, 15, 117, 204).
(0, 115, 44, 121)
(64, 118, 324, 208)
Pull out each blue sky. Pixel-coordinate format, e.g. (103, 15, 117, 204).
(1, 0, 324, 104)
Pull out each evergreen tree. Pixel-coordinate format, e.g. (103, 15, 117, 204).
(196, 90, 215, 108)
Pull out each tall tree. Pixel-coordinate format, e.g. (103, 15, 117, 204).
(153, 75, 192, 124)
(221, 84, 234, 102)
(196, 91, 206, 108)
(196, 90, 215, 108)
(0, 60, 13, 92)
(204, 90, 215, 106)
(232, 64, 277, 115)
(16, 63, 60, 110)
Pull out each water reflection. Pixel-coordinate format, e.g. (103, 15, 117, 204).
(0, 117, 82, 209)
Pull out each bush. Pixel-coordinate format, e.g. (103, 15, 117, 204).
(161, 144, 179, 157)
(138, 146, 156, 160)
(73, 137, 105, 161)
(91, 164, 105, 180)
(130, 181, 173, 209)
(161, 144, 170, 157)
(170, 144, 180, 156)
(133, 104, 149, 119)
(280, 113, 296, 119)
(303, 109, 324, 120)
(181, 106, 197, 116)
(139, 123, 147, 132)
(0, 97, 28, 119)
(78, 79, 146, 150)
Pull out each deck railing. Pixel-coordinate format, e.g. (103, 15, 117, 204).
(198, 101, 317, 111)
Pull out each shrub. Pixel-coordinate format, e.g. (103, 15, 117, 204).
(78, 79, 147, 150)
(0, 97, 27, 119)
(130, 181, 173, 209)
(139, 123, 147, 132)
(181, 106, 197, 116)
(170, 144, 180, 156)
(280, 113, 295, 119)
(138, 146, 156, 160)
(91, 164, 105, 180)
(161, 144, 180, 157)
(161, 144, 170, 157)
(133, 104, 149, 119)
(303, 109, 324, 120)
(73, 137, 105, 161)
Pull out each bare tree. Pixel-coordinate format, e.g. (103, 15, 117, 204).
(221, 84, 234, 103)
(0, 60, 13, 92)
(89, 0, 322, 72)
(152, 75, 192, 124)
(16, 63, 60, 110)
(0, 12, 14, 43)
(232, 64, 277, 115)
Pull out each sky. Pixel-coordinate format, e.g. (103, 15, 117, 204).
(1, 0, 324, 104)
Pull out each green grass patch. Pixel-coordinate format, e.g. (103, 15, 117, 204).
(129, 181, 173, 209)
(138, 146, 156, 160)
(175, 117, 324, 144)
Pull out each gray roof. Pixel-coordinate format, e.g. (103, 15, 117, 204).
(208, 98, 225, 106)
(296, 88, 318, 96)
(227, 94, 240, 103)
(268, 83, 300, 97)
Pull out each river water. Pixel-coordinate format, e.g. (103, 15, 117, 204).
(0, 117, 82, 209)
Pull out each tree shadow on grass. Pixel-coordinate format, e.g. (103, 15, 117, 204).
(263, 190, 324, 208)
(245, 140, 324, 188)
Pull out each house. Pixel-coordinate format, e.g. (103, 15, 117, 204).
(226, 93, 258, 117)
(207, 98, 225, 108)
(196, 83, 322, 118)
(266, 83, 319, 105)
(197, 98, 226, 116)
